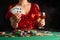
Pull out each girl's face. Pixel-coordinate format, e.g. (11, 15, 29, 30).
(19, 0, 27, 2)
(18, 0, 28, 4)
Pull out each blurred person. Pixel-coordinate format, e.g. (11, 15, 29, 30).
(5, 0, 45, 31)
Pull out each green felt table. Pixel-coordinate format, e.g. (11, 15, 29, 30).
(0, 31, 60, 40)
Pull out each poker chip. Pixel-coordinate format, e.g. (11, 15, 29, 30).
(36, 32, 44, 36)
(27, 30, 30, 33)
(11, 36, 15, 37)
(30, 30, 36, 36)
(14, 30, 21, 35)
(2, 32, 6, 35)
(34, 30, 37, 33)
(44, 31, 50, 34)
(20, 32, 23, 36)
(26, 34, 30, 37)
(0, 32, 2, 34)
(38, 27, 44, 29)
(21, 31, 24, 33)
(18, 30, 21, 32)
(10, 32, 14, 35)
(8, 35, 12, 37)
(14, 32, 19, 35)
(19, 31, 24, 36)
(30, 30, 34, 33)
(23, 32, 27, 36)
(26, 36, 30, 37)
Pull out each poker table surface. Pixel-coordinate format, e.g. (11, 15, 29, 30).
(0, 31, 60, 40)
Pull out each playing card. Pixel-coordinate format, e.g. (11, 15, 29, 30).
(10, 6, 22, 14)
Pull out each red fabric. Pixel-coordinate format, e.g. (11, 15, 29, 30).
(5, 3, 42, 30)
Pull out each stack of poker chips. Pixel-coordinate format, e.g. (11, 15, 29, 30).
(0, 30, 38, 37)
(0, 32, 6, 37)
(30, 30, 37, 36)
(13, 30, 37, 37)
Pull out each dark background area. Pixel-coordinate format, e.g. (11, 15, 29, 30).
(0, 0, 60, 31)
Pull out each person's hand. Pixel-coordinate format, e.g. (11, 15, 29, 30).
(14, 13, 22, 23)
(10, 16, 18, 29)
(37, 19, 45, 29)
(40, 19, 45, 27)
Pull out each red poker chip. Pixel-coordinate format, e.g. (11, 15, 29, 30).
(0, 32, 2, 34)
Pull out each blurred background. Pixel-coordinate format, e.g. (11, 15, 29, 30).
(0, 0, 60, 31)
